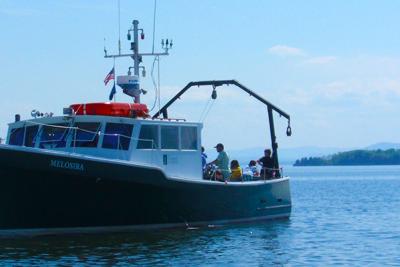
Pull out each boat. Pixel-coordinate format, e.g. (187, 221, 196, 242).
(0, 18, 292, 233)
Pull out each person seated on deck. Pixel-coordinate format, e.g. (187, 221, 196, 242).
(257, 149, 275, 179)
(230, 160, 242, 182)
(243, 160, 259, 181)
(208, 143, 230, 181)
(248, 160, 259, 177)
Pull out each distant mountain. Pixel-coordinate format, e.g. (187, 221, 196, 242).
(276, 143, 400, 164)
(294, 149, 400, 166)
(365, 142, 400, 150)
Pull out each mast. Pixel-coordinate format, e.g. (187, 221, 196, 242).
(104, 19, 172, 103)
(132, 20, 140, 76)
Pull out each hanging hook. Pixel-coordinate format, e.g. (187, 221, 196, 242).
(211, 85, 217, 99)
(286, 120, 292, 136)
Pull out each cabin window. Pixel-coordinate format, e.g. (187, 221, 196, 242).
(102, 123, 133, 150)
(137, 125, 159, 149)
(24, 125, 39, 147)
(181, 126, 197, 150)
(161, 126, 179, 150)
(39, 124, 69, 148)
(71, 122, 101, 148)
(9, 127, 24, 146)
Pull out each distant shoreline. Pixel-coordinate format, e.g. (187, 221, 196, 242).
(293, 163, 400, 167)
(293, 149, 400, 166)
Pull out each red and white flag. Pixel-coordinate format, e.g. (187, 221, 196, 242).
(104, 67, 115, 85)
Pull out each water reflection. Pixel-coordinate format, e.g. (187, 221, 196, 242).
(1, 166, 399, 265)
(0, 219, 292, 266)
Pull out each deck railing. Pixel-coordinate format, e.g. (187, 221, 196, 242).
(206, 165, 284, 182)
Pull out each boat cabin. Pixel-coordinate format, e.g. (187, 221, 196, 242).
(6, 114, 203, 180)
(5, 79, 291, 183)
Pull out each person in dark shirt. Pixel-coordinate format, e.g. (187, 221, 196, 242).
(257, 149, 274, 179)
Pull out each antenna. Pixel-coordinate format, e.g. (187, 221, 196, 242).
(118, 0, 121, 55)
(152, 0, 157, 54)
(103, 38, 108, 56)
(104, 19, 172, 104)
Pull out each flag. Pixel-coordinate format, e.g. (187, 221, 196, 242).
(109, 82, 116, 101)
(104, 67, 115, 85)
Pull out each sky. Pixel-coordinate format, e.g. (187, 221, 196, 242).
(0, 0, 399, 150)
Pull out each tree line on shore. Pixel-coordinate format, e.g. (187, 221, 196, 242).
(293, 149, 400, 166)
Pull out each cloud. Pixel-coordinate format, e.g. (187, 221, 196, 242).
(317, 79, 400, 99)
(266, 49, 400, 109)
(283, 88, 314, 106)
(0, 7, 40, 16)
(268, 45, 306, 57)
(268, 45, 337, 65)
(382, 79, 400, 95)
(293, 77, 400, 112)
(305, 56, 337, 65)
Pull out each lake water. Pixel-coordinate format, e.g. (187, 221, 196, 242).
(0, 165, 399, 266)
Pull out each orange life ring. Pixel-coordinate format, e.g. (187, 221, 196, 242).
(69, 102, 149, 118)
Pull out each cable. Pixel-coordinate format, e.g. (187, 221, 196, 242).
(148, 0, 159, 112)
(201, 98, 215, 123)
(149, 56, 159, 112)
(199, 97, 212, 122)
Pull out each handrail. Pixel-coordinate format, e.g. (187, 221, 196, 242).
(205, 166, 284, 182)
(17, 121, 158, 164)
(22, 120, 158, 150)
